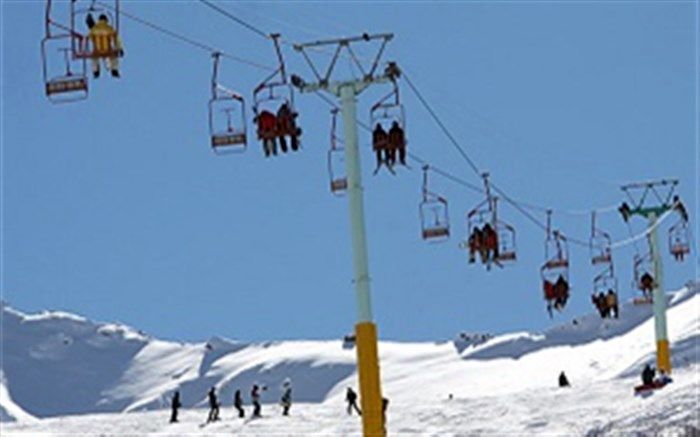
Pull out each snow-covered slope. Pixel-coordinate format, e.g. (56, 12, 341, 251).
(1, 282, 698, 435)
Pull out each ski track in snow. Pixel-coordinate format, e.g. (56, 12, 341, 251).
(1, 283, 699, 435)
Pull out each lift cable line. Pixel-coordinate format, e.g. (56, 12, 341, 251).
(95, 1, 273, 71)
(198, 0, 269, 39)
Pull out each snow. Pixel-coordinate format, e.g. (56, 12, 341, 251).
(1, 282, 698, 435)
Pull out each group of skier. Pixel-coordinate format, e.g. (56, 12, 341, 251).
(255, 103, 301, 157)
(467, 223, 499, 265)
(372, 121, 407, 172)
(591, 289, 619, 319)
(169, 379, 292, 424)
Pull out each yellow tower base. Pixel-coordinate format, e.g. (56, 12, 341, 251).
(657, 339, 671, 374)
(355, 322, 385, 437)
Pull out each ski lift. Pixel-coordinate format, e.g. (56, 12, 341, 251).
(369, 82, 407, 169)
(252, 34, 301, 149)
(590, 211, 612, 265)
(464, 173, 516, 267)
(370, 83, 406, 132)
(632, 249, 654, 304)
(208, 53, 247, 153)
(541, 211, 570, 315)
(419, 166, 449, 242)
(42, 1, 88, 103)
(592, 264, 617, 296)
(668, 219, 690, 261)
(328, 109, 347, 194)
(42, 41, 89, 103)
(70, 0, 122, 60)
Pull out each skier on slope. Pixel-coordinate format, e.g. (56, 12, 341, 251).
(558, 371, 570, 387)
(641, 364, 655, 386)
(251, 384, 264, 417)
(346, 387, 361, 415)
(170, 390, 181, 423)
(280, 378, 292, 416)
(234, 389, 245, 418)
(206, 387, 220, 423)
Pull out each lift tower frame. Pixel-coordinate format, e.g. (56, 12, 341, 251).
(620, 178, 680, 373)
(292, 33, 396, 437)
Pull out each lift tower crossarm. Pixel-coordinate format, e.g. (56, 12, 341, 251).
(292, 34, 397, 437)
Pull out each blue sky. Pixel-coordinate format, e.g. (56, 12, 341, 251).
(2, 1, 697, 342)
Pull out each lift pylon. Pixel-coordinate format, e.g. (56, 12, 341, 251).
(292, 33, 396, 437)
(619, 179, 681, 373)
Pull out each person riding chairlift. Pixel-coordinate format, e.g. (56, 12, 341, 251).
(86, 13, 123, 79)
(482, 223, 499, 262)
(256, 110, 277, 157)
(640, 272, 654, 296)
(551, 275, 569, 311)
(388, 121, 406, 166)
(468, 226, 483, 264)
(277, 103, 300, 153)
(372, 123, 389, 171)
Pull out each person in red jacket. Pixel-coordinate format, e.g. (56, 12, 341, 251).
(482, 223, 499, 262)
(256, 111, 277, 157)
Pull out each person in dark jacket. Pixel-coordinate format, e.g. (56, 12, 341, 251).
(234, 389, 245, 418)
(372, 123, 389, 171)
(280, 379, 292, 416)
(558, 371, 570, 387)
(345, 387, 361, 415)
(170, 390, 181, 423)
(251, 384, 263, 417)
(388, 121, 406, 166)
(641, 364, 655, 386)
(206, 387, 220, 423)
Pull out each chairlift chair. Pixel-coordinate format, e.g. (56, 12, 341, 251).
(42, 40, 88, 103)
(252, 34, 301, 144)
(592, 265, 617, 296)
(541, 212, 570, 313)
(209, 53, 247, 153)
(419, 166, 449, 242)
(42, 0, 88, 103)
(668, 219, 690, 260)
(590, 212, 612, 265)
(328, 109, 347, 194)
(369, 84, 406, 148)
(632, 250, 654, 305)
(70, 0, 122, 60)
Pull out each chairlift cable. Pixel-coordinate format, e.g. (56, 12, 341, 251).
(198, 0, 269, 39)
(95, 1, 273, 71)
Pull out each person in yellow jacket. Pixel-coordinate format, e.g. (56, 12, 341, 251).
(86, 14, 123, 78)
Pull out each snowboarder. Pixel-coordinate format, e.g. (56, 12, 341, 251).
(251, 384, 263, 417)
(606, 290, 619, 319)
(558, 371, 570, 387)
(641, 364, 655, 386)
(234, 389, 245, 418)
(346, 387, 361, 415)
(206, 387, 220, 423)
(170, 390, 181, 423)
(280, 379, 292, 416)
